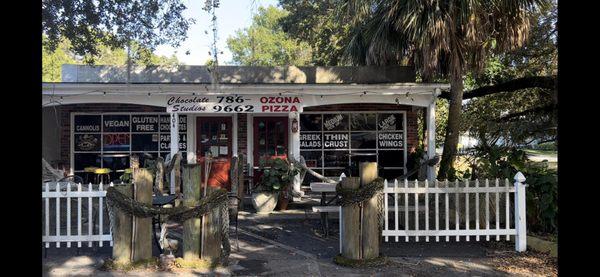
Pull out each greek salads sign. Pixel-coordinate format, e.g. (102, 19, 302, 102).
(166, 95, 303, 113)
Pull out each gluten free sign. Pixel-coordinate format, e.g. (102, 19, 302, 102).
(166, 95, 303, 113)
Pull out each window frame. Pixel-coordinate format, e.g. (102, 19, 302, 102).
(71, 112, 187, 176)
(299, 110, 407, 182)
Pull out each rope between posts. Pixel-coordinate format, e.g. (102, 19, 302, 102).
(105, 186, 230, 262)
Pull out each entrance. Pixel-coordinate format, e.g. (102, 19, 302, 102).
(253, 116, 289, 185)
(196, 116, 232, 190)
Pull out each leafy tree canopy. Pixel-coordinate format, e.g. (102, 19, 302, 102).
(42, 0, 193, 60)
(226, 5, 311, 66)
(278, 0, 352, 66)
(461, 0, 557, 148)
(43, 36, 180, 82)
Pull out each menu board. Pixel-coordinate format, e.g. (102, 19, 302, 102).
(132, 115, 159, 132)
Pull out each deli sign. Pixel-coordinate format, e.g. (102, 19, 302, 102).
(166, 95, 303, 113)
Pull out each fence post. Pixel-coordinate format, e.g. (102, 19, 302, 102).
(112, 184, 133, 264)
(201, 186, 223, 263)
(360, 162, 380, 259)
(340, 177, 361, 259)
(132, 168, 153, 262)
(182, 164, 202, 261)
(514, 172, 527, 252)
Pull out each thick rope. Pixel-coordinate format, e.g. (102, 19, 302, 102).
(335, 177, 384, 207)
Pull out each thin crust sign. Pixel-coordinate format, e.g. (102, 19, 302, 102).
(166, 95, 303, 113)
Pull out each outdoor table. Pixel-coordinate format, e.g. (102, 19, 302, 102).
(152, 194, 177, 254)
(310, 182, 339, 237)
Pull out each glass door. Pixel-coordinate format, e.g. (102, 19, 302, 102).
(253, 117, 289, 184)
(196, 117, 232, 190)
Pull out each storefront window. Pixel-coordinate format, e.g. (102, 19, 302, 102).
(299, 112, 406, 183)
(72, 113, 187, 181)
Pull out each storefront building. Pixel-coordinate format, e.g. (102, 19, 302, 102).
(42, 65, 448, 195)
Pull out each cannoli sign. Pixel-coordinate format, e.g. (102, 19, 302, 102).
(166, 95, 303, 113)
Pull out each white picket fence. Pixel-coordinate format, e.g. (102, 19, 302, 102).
(382, 172, 527, 251)
(42, 182, 114, 248)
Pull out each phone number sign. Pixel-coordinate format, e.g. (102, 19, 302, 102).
(166, 95, 303, 113)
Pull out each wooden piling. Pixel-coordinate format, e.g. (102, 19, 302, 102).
(341, 177, 361, 260)
(155, 157, 165, 195)
(112, 183, 133, 264)
(182, 164, 202, 260)
(359, 162, 380, 259)
(202, 186, 223, 262)
(132, 168, 153, 262)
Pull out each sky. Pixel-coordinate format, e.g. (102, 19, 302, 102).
(154, 0, 279, 65)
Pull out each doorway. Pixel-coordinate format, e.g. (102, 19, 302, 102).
(253, 116, 289, 185)
(196, 116, 232, 190)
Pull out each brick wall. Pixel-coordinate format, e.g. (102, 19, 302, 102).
(57, 103, 165, 171)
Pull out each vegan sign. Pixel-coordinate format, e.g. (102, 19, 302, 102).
(166, 95, 303, 113)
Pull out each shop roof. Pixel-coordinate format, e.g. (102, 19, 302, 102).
(59, 64, 419, 84)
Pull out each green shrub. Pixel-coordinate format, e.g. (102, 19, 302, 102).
(254, 157, 299, 193)
(467, 145, 557, 235)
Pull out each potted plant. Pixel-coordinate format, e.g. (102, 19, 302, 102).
(252, 157, 299, 213)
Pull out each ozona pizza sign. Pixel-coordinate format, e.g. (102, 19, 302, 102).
(166, 95, 303, 113)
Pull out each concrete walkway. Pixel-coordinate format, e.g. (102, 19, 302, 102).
(43, 216, 556, 276)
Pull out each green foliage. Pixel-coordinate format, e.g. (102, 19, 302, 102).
(43, 0, 193, 59)
(255, 158, 299, 193)
(461, 1, 557, 148)
(42, 35, 180, 82)
(226, 6, 312, 66)
(523, 162, 557, 234)
(42, 37, 76, 82)
(466, 145, 557, 234)
(279, 0, 352, 66)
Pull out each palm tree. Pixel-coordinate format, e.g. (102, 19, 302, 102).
(341, 0, 545, 179)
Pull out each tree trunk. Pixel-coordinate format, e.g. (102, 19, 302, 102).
(438, 73, 464, 180)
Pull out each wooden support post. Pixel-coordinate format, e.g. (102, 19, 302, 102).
(238, 155, 245, 204)
(230, 156, 239, 197)
(132, 168, 153, 262)
(341, 177, 361, 260)
(182, 164, 202, 260)
(112, 184, 133, 264)
(155, 157, 165, 195)
(360, 162, 380, 259)
(202, 186, 222, 263)
(174, 157, 182, 206)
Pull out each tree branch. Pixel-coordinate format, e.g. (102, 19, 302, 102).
(495, 104, 556, 122)
(440, 75, 556, 100)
